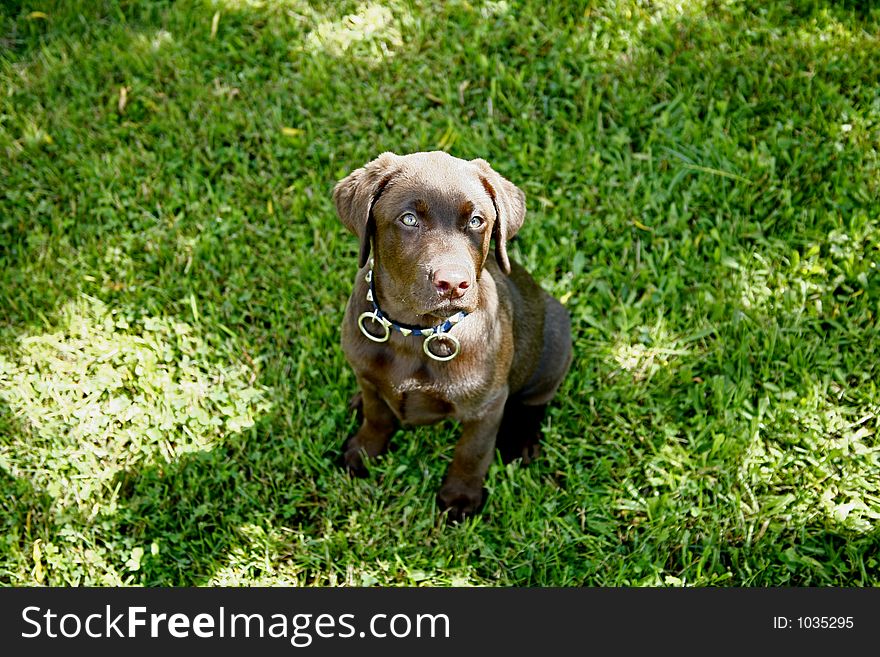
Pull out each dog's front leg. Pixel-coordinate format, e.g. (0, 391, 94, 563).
(342, 378, 396, 478)
(438, 390, 507, 522)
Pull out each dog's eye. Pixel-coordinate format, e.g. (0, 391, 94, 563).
(468, 216, 485, 229)
(400, 213, 419, 227)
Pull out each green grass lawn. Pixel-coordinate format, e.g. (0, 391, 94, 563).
(1, 0, 878, 586)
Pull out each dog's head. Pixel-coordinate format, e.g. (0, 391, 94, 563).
(333, 151, 525, 318)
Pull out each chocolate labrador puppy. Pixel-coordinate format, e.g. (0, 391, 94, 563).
(334, 151, 571, 521)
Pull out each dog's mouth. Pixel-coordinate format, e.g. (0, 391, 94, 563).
(424, 297, 473, 318)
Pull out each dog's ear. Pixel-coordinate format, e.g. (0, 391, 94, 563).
(333, 152, 400, 268)
(471, 158, 526, 275)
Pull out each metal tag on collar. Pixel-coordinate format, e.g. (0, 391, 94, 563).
(423, 329, 461, 361)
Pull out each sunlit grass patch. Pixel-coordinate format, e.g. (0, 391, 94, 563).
(736, 215, 878, 312)
(609, 319, 691, 383)
(207, 526, 482, 587)
(740, 383, 880, 534)
(208, 0, 306, 11)
(303, 2, 408, 62)
(0, 296, 271, 515)
(134, 28, 174, 52)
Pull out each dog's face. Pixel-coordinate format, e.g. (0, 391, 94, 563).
(334, 152, 526, 318)
(370, 158, 496, 317)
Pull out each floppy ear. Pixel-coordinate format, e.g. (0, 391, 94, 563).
(471, 158, 526, 275)
(333, 152, 400, 268)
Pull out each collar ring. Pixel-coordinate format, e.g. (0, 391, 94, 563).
(423, 332, 461, 361)
(358, 311, 391, 343)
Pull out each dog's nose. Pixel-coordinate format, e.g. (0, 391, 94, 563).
(433, 266, 470, 299)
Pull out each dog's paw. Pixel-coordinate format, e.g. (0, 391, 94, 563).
(437, 481, 488, 523)
(340, 436, 370, 478)
(498, 434, 541, 466)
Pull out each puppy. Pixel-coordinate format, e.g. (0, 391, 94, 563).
(334, 151, 572, 521)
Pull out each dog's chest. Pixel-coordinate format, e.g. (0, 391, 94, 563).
(343, 311, 494, 425)
(354, 346, 483, 424)
(377, 366, 457, 425)
(390, 388, 453, 425)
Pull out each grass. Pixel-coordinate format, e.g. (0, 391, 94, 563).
(0, 0, 878, 586)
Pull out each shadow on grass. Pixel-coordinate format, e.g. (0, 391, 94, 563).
(108, 425, 315, 585)
(0, 396, 331, 585)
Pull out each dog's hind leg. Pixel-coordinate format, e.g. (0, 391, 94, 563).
(495, 398, 547, 465)
(496, 295, 571, 465)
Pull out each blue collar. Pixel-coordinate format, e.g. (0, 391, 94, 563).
(356, 258, 469, 362)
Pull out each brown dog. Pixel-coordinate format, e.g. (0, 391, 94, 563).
(334, 151, 572, 521)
